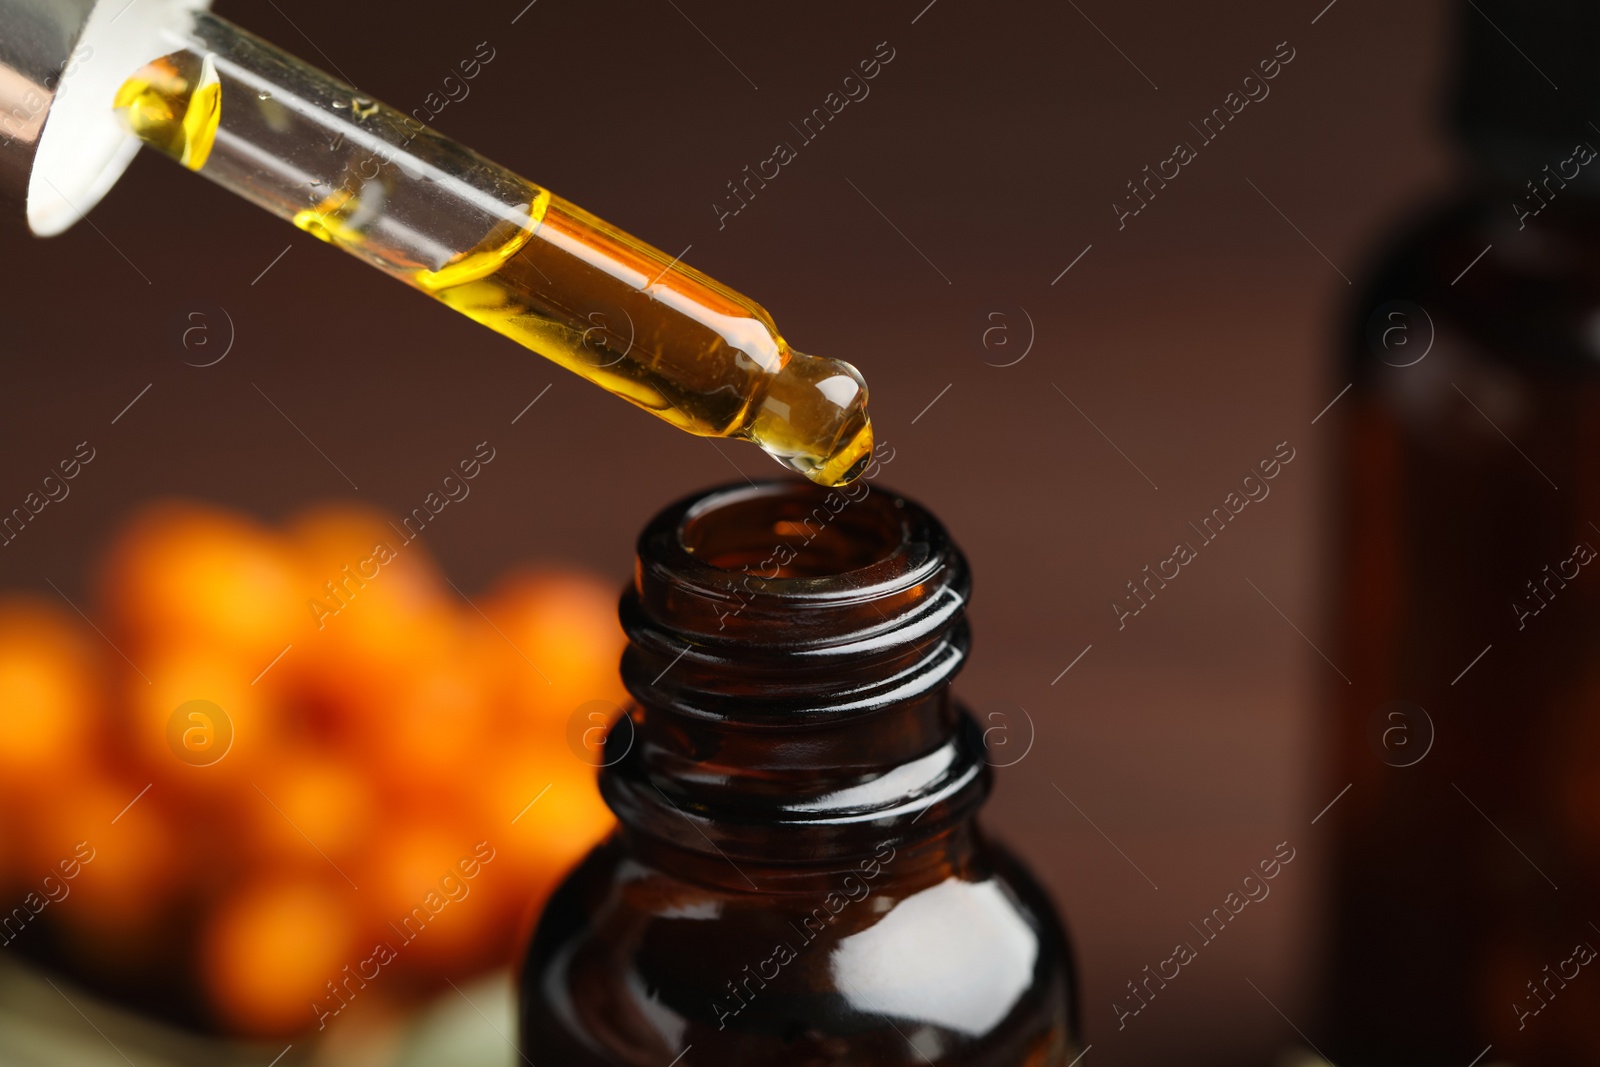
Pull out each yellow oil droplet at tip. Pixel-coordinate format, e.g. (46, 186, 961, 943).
(743, 351, 874, 487)
(810, 418, 875, 487)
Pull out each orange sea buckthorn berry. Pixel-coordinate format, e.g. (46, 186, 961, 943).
(482, 570, 627, 721)
(0, 597, 101, 787)
(100, 502, 303, 661)
(201, 876, 359, 1036)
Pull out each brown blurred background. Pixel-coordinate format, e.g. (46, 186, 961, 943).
(0, 0, 1459, 1062)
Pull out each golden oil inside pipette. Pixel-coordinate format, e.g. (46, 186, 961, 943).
(114, 53, 873, 486)
(403, 195, 874, 487)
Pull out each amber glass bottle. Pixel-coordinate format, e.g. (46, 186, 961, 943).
(519, 481, 1079, 1064)
(1326, 3, 1600, 1061)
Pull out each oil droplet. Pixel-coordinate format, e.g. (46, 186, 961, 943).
(112, 50, 222, 172)
(331, 99, 348, 109)
(257, 90, 271, 101)
(292, 188, 364, 247)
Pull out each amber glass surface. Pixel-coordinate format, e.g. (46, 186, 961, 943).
(1327, 187, 1600, 1063)
(519, 482, 1080, 1064)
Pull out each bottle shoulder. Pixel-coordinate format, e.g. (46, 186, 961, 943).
(1348, 186, 1600, 379)
(519, 834, 1078, 1065)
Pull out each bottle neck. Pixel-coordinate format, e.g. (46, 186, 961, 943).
(1460, 137, 1600, 202)
(599, 482, 990, 885)
(1450, 1, 1600, 200)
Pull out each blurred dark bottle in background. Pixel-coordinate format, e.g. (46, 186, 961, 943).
(1327, 2, 1600, 1062)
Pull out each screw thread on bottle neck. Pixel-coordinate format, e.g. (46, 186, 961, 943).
(602, 481, 990, 875)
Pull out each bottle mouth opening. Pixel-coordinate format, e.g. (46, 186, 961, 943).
(678, 481, 908, 580)
(631, 480, 960, 648)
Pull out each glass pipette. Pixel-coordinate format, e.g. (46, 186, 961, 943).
(114, 13, 874, 486)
